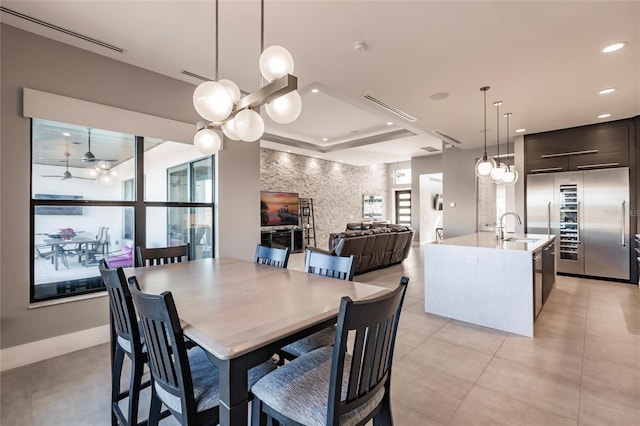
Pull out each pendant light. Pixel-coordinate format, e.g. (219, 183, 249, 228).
(193, 0, 301, 148)
(502, 112, 519, 184)
(490, 100, 508, 184)
(475, 86, 496, 176)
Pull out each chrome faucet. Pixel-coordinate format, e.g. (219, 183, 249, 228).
(497, 212, 522, 240)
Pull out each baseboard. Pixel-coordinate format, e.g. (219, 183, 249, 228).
(0, 324, 110, 372)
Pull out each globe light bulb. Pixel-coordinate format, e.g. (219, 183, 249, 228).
(491, 162, 508, 184)
(95, 160, 111, 171)
(218, 79, 241, 103)
(234, 109, 265, 142)
(265, 90, 302, 124)
(98, 173, 113, 186)
(259, 45, 294, 82)
(193, 81, 233, 122)
(193, 128, 222, 155)
(475, 155, 496, 177)
(222, 119, 240, 140)
(502, 165, 519, 184)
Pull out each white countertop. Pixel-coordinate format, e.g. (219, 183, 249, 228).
(433, 232, 555, 252)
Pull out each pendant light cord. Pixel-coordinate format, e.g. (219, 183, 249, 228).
(496, 103, 500, 160)
(480, 86, 490, 158)
(505, 113, 511, 166)
(214, 0, 219, 81)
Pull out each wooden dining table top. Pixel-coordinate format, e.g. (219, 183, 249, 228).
(124, 257, 388, 360)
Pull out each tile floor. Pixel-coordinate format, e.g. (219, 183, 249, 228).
(2, 246, 639, 425)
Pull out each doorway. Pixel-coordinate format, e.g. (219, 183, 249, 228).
(395, 190, 412, 226)
(419, 173, 443, 244)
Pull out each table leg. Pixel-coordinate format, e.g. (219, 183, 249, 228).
(219, 355, 248, 426)
(54, 245, 59, 271)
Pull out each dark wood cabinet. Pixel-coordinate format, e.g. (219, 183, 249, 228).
(525, 119, 632, 174)
(261, 229, 304, 253)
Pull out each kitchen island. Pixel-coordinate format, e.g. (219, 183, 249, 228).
(424, 233, 555, 337)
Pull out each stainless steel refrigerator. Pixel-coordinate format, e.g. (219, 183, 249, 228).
(527, 167, 629, 280)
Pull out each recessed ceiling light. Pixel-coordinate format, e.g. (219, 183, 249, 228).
(602, 42, 627, 53)
(515, 128, 526, 133)
(386, 121, 393, 126)
(62, 132, 70, 137)
(322, 138, 328, 142)
(598, 113, 611, 119)
(598, 87, 617, 95)
(287, 150, 291, 153)
(311, 89, 319, 93)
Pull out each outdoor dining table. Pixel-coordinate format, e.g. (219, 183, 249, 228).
(42, 236, 97, 270)
(124, 257, 389, 426)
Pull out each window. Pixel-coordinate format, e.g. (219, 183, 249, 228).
(393, 168, 412, 185)
(31, 119, 214, 302)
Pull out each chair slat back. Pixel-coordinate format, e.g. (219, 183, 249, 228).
(254, 244, 290, 268)
(327, 276, 409, 423)
(98, 260, 141, 354)
(304, 249, 355, 281)
(128, 278, 196, 420)
(136, 243, 190, 267)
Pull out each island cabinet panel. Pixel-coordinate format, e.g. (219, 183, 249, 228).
(424, 233, 555, 337)
(525, 119, 632, 174)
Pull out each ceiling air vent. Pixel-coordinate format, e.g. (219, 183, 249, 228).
(364, 95, 417, 122)
(0, 7, 125, 53)
(181, 70, 211, 81)
(432, 129, 463, 145)
(421, 146, 440, 153)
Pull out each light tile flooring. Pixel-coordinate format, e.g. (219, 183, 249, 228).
(2, 247, 639, 425)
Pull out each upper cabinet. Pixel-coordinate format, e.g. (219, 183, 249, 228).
(525, 119, 632, 174)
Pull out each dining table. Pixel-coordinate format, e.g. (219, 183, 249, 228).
(42, 236, 97, 270)
(124, 257, 389, 426)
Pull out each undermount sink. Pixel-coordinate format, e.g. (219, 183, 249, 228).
(505, 237, 540, 243)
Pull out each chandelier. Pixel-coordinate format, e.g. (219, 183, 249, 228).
(192, 0, 301, 155)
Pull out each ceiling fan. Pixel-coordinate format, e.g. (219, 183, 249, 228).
(82, 128, 116, 165)
(41, 152, 96, 181)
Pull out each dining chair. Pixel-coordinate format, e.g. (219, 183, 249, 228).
(304, 249, 356, 280)
(127, 277, 277, 426)
(251, 276, 410, 426)
(136, 243, 190, 267)
(278, 250, 357, 362)
(254, 244, 290, 268)
(98, 260, 151, 426)
(85, 226, 110, 264)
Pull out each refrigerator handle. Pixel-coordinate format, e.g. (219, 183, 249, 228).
(577, 201, 582, 244)
(547, 202, 551, 236)
(621, 201, 626, 246)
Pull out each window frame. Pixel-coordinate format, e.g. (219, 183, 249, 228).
(30, 120, 215, 303)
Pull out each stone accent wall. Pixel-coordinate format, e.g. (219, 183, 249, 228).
(260, 148, 389, 248)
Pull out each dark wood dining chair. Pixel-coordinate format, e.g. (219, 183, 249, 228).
(304, 249, 356, 281)
(254, 244, 290, 268)
(98, 260, 150, 426)
(251, 276, 410, 426)
(127, 277, 276, 426)
(136, 243, 190, 267)
(278, 249, 357, 362)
